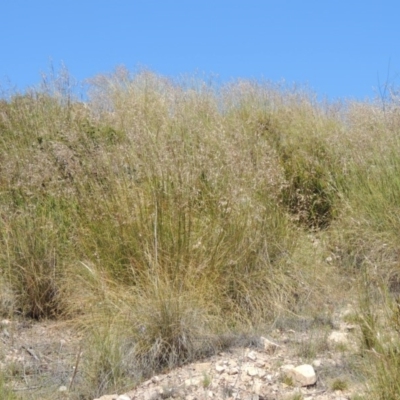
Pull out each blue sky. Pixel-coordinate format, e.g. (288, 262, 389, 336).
(1, 1, 399, 101)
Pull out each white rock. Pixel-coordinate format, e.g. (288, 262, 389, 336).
(185, 377, 202, 387)
(328, 331, 348, 346)
(215, 364, 225, 373)
(247, 350, 257, 361)
(117, 395, 130, 400)
(258, 369, 266, 378)
(256, 361, 265, 368)
(253, 379, 263, 395)
(246, 366, 259, 376)
(282, 364, 317, 387)
(94, 395, 118, 400)
(260, 336, 280, 353)
(194, 362, 212, 372)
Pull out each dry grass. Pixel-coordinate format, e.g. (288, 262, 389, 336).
(1, 67, 400, 398)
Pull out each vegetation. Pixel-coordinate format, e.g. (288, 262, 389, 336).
(1, 66, 400, 398)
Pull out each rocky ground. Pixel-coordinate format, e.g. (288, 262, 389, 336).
(0, 305, 367, 400)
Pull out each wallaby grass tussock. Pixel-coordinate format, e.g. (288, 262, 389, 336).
(1, 66, 400, 398)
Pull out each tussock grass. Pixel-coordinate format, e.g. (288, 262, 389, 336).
(1, 67, 400, 397)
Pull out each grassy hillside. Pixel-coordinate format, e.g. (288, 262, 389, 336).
(1, 67, 400, 398)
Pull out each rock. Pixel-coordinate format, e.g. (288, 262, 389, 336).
(253, 379, 263, 394)
(228, 367, 239, 374)
(85, 321, 367, 400)
(194, 362, 212, 372)
(184, 377, 202, 387)
(312, 359, 322, 367)
(260, 336, 280, 353)
(247, 350, 257, 361)
(328, 331, 348, 347)
(281, 364, 317, 387)
(93, 395, 118, 400)
(215, 364, 225, 373)
(246, 366, 259, 376)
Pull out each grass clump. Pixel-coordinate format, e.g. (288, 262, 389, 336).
(3, 66, 400, 397)
(331, 378, 348, 391)
(0, 372, 20, 400)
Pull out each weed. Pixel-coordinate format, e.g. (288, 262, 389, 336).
(294, 330, 329, 360)
(202, 372, 212, 388)
(331, 378, 348, 391)
(281, 374, 294, 387)
(0, 371, 20, 399)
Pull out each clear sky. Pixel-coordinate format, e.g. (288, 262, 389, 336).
(1, 1, 399, 101)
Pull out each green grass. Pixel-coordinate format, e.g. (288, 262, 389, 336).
(1, 67, 400, 397)
(331, 378, 349, 391)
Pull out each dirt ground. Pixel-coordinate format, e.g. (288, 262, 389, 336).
(0, 305, 367, 400)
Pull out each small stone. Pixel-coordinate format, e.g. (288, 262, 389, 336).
(328, 331, 348, 347)
(58, 386, 68, 392)
(215, 364, 225, 373)
(241, 373, 253, 383)
(195, 362, 212, 372)
(185, 377, 202, 387)
(253, 380, 263, 395)
(247, 350, 257, 361)
(117, 395, 130, 400)
(159, 387, 175, 398)
(256, 361, 265, 368)
(345, 324, 356, 331)
(283, 364, 317, 387)
(260, 336, 280, 353)
(257, 369, 266, 378)
(312, 359, 322, 367)
(228, 367, 239, 375)
(246, 366, 259, 376)
(244, 394, 260, 400)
